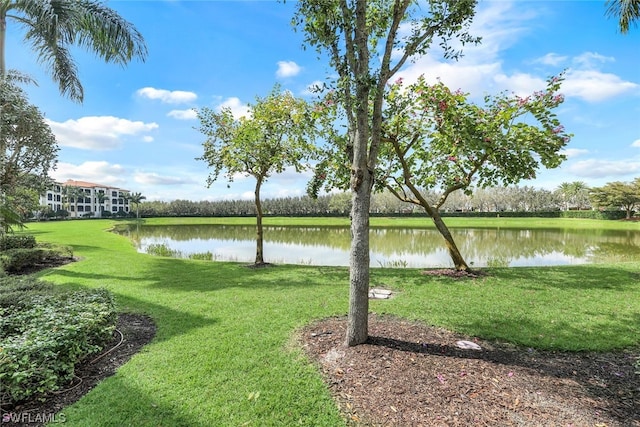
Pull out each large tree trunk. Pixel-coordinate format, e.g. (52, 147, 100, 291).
(254, 176, 264, 264)
(347, 164, 373, 346)
(345, 0, 373, 347)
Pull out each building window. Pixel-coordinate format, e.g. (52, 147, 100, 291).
(47, 194, 52, 200)
(56, 195, 61, 202)
(112, 198, 118, 205)
(112, 206, 117, 212)
(112, 191, 117, 197)
(78, 206, 84, 212)
(70, 206, 75, 212)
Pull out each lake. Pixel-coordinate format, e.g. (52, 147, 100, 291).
(117, 223, 640, 268)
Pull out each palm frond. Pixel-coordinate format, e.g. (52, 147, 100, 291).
(605, 0, 640, 33)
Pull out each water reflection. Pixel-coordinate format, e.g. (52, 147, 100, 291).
(118, 224, 640, 267)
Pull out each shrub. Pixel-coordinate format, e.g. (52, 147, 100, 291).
(0, 287, 116, 406)
(188, 251, 214, 261)
(0, 244, 73, 274)
(0, 235, 36, 251)
(146, 243, 182, 258)
(0, 248, 46, 273)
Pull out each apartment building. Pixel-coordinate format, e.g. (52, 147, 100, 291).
(41, 180, 130, 218)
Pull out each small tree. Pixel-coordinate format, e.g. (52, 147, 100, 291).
(374, 74, 571, 270)
(590, 179, 640, 219)
(197, 86, 319, 265)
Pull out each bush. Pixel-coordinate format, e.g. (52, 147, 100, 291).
(0, 286, 116, 406)
(188, 251, 214, 261)
(0, 244, 73, 274)
(0, 235, 36, 251)
(0, 248, 46, 273)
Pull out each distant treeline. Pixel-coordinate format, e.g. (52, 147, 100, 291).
(135, 190, 628, 220)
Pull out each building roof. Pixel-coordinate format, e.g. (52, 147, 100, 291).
(62, 180, 128, 191)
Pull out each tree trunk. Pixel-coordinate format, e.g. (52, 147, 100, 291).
(0, 9, 6, 78)
(430, 208, 470, 271)
(254, 176, 265, 264)
(347, 164, 372, 346)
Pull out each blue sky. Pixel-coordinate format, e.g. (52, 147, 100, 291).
(7, 0, 640, 202)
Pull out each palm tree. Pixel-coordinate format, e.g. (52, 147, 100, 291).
(0, 0, 147, 102)
(96, 190, 107, 217)
(606, 0, 640, 34)
(62, 184, 83, 218)
(127, 192, 146, 219)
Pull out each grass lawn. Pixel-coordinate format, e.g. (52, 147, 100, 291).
(18, 218, 640, 426)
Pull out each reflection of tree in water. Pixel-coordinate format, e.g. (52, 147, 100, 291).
(118, 224, 640, 266)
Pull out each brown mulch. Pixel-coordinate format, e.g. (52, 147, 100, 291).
(299, 314, 640, 427)
(1, 313, 156, 426)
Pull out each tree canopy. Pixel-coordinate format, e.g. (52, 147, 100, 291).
(376, 74, 571, 270)
(590, 178, 640, 219)
(0, 72, 57, 232)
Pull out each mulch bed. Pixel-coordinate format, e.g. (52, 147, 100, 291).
(299, 314, 640, 426)
(1, 313, 156, 426)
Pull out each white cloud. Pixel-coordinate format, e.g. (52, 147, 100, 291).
(142, 136, 154, 143)
(562, 69, 639, 102)
(46, 116, 158, 150)
(217, 97, 250, 119)
(276, 60, 302, 78)
(533, 53, 568, 66)
(394, 2, 546, 97)
(631, 139, 640, 148)
(560, 148, 589, 158)
(51, 161, 128, 186)
(134, 172, 197, 186)
(493, 73, 547, 97)
(136, 87, 197, 104)
(167, 109, 198, 120)
(573, 52, 614, 69)
(569, 159, 640, 178)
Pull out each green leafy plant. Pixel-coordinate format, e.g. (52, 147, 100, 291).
(0, 234, 36, 251)
(0, 286, 116, 406)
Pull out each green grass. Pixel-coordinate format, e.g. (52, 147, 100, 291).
(15, 218, 640, 426)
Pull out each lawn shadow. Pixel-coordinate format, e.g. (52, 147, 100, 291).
(138, 256, 351, 293)
(497, 265, 640, 291)
(56, 375, 212, 427)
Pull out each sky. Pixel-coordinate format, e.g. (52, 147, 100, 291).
(7, 0, 640, 202)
